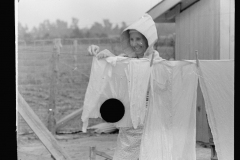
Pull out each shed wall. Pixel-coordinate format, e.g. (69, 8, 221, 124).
(175, 0, 220, 60)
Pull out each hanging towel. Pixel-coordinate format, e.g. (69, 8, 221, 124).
(198, 60, 234, 160)
(140, 61, 198, 160)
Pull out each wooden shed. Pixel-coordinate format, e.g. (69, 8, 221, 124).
(147, 0, 234, 143)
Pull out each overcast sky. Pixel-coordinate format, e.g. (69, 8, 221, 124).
(17, 0, 162, 30)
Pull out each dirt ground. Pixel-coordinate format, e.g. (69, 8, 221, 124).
(17, 132, 211, 160)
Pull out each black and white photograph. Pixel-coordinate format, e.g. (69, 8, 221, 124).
(16, 0, 234, 160)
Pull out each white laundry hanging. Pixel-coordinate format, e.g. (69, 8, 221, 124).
(82, 57, 234, 160)
(140, 61, 198, 160)
(81, 57, 153, 131)
(198, 60, 234, 160)
(81, 57, 108, 132)
(81, 57, 132, 131)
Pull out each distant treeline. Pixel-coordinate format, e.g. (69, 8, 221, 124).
(18, 18, 175, 46)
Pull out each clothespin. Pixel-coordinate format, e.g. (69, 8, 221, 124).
(195, 50, 199, 67)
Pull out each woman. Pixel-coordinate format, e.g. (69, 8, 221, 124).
(88, 13, 162, 160)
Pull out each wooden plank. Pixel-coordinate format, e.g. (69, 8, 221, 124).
(181, 0, 199, 11)
(229, 0, 235, 59)
(188, 3, 194, 59)
(155, 4, 181, 22)
(147, 0, 181, 21)
(55, 108, 83, 131)
(220, 0, 230, 59)
(210, 0, 220, 60)
(175, 11, 181, 60)
(166, 4, 181, 20)
(17, 92, 73, 160)
(95, 150, 113, 160)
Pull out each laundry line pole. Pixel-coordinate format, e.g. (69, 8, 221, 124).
(47, 38, 61, 135)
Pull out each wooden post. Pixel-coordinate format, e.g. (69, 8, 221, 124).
(47, 39, 61, 135)
(89, 147, 91, 160)
(73, 39, 78, 70)
(17, 92, 73, 160)
(110, 39, 114, 54)
(89, 146, 113, 160)
(89, 147, 96, 160)
(97, 38, 100, 46)
(21, 40, 26, 50)
(42, 40, 44, 51)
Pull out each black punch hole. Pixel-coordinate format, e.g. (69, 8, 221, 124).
(100, 98, 125, 123)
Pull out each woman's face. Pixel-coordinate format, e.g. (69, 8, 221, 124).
(129, 31, 148, 58)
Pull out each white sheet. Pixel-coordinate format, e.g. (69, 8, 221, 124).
(198, 60, 234, 160)
(140, 61, 198, 160)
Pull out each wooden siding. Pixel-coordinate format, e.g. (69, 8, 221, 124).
(148, 0, 181, 21)
(220, 0, 235, 59)
(229, 0, 235, 59)
(175, 0, 220, 60)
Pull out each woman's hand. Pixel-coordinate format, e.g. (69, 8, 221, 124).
(96, 49, 115, 59)
(88, 45, 100, 56)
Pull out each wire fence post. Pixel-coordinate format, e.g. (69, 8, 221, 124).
(47, 38, 61, 135)
(110, 38, 114, 54)
(97, 38, 100, 46)
(73, 39, 78, 70)
(89, 147, 96, 160)
(23, 40, 26, 50)
(41, 40, 44, 51)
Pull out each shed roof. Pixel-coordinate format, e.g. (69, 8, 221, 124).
(147, 0, 200, 23)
